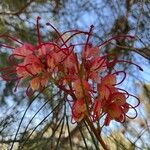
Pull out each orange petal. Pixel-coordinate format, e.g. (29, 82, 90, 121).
(16, 66, 29, 77)
(13, 43, 34, 59)
(30, 77, 40, 90)
(89, 72, 101, 83)
(102, 74, 116, 86)
(40, 73, 49, 87)
(73, 80, 90, 98)
(32, 62, 43, 74)
(99, 85, 110, 99)
(111, 92, 126, 105)
(82, 46, 99, 58)
(108, 104, 122, 118)
(72, 99, 86, 122)
(38, 45, 54, 57)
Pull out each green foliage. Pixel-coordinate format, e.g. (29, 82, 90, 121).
(36, 0, 48, 3)
(1, 0, 27, 11)
(16, 24, 37, 44)
(0, 53, 10, 67)
(0, 19, 7, 33)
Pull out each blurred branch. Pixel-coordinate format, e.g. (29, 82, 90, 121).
(0, 138, 44, 144)
(0, 0, 35, 16)
(59, 121, 83, 147)
(115, 44, 150, 60)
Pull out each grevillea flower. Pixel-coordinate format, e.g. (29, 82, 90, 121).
(72, 99, 87, 122)
(30, 73, 49, 91)
(81, 45, 99, 59)
(12, 43, 35, 59)
(98, 74, 117, 99)
(0, 16, 143, 127)
(103, 92, 128, 125)
(73, 79, 90, 99)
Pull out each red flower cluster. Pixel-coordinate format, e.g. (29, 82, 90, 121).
(0, 17, 143, 126)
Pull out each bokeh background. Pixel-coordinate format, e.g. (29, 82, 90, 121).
(0, 0, 150, 149)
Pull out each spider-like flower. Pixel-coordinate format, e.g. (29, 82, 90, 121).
(0, 16, 143, 126)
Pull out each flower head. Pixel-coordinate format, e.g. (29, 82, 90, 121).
(0, 16, 142, 127)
